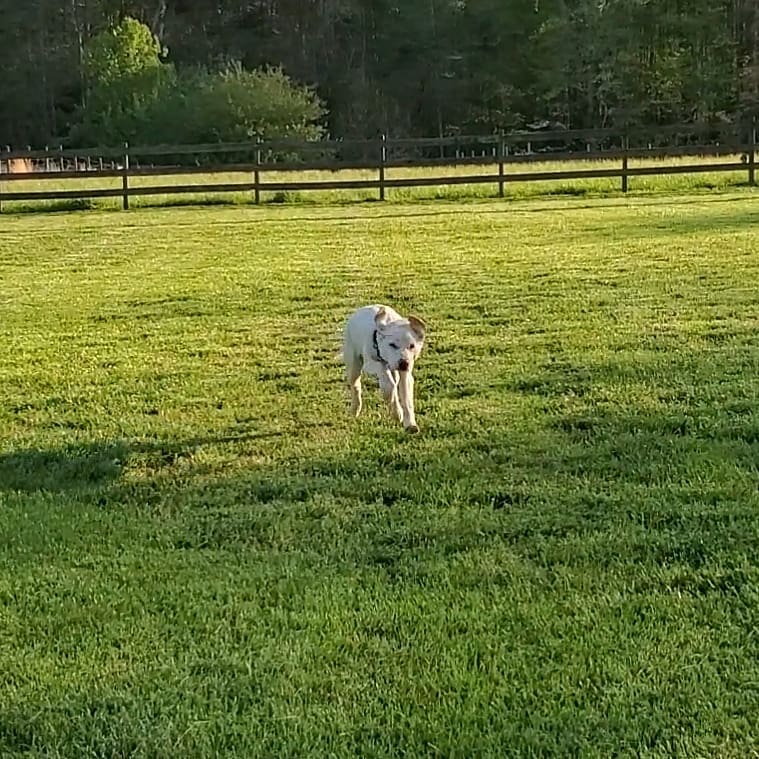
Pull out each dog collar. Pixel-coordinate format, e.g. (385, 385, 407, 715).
(372, 330, 388, 366)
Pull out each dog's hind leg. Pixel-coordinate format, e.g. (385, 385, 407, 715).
(346, 355, 363, 418)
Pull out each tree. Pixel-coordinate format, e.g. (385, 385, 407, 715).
(68, 16, 173, 144)
(0, 0, 753, 147)
(70, 16, 174, 143)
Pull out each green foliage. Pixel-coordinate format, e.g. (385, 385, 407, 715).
(174, 63, 325, 143)
(72, 17, 175, 145)
(0, 3, 756, 151)
(82, 16, 163, 90)
(70, 17, 325, 147)
(530, 0, 740, 128)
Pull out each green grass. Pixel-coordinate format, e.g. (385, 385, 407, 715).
(2, 192, 759, 756)
(0, 154, 754, 213)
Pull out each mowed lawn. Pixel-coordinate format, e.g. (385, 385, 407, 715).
(1, 194, 759, 757)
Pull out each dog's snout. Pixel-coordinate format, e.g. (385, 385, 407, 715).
(398, 359, 410, 372)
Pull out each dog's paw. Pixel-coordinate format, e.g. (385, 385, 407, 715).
(404, 424, 420, 435)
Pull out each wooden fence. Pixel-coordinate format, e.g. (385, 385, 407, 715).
(0, 121, 756, 211)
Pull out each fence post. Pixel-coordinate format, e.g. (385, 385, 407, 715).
(748, 117, 756, 187)
(621, 134, 629, 194)
(378, 133, 387, 201)
(121, 142, 130, 210)
(254, 137, 262, 205)
(0, 146, 4, 213)
(498, 130, 506, 198)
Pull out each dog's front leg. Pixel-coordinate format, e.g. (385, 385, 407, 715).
(378, 370, 403, 423)
(397, 371, 419, 433)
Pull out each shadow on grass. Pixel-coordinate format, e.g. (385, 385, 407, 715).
(123, 406, 759, 587)
(3, 344, 759, 579)
(2, 406, 759, 597)
(0, 429, 284, 493)
(4, 198, 98, 214)
(0, 442, 128, 492)
(3, 421, 758, 759)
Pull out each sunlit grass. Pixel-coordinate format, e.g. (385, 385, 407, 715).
(2, 194, 759, 755)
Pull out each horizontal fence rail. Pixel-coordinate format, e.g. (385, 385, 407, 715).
(0, 121, 756, 211)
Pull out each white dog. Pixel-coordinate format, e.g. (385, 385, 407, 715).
(342, 304, 427, 433)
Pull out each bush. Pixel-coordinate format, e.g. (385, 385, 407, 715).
(178, 63, 325, 144)
(69, 18, 326, 150)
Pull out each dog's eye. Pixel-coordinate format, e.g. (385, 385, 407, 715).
(409, 343, 415, 350)
(389, 342, 399, 350)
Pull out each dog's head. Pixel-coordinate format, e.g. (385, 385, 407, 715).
(375, 307, 426, 372)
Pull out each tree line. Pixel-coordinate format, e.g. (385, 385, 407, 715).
(1, 0, 758, 149)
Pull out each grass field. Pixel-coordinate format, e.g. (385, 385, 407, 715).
(0, 153, 754, 213)
(2, 192, 759, 756)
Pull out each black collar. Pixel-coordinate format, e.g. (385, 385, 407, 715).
(372, 330, 388, 365)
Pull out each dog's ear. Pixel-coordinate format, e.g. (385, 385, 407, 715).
(408, 315, 426, 340)
(374, 307, 389, 326)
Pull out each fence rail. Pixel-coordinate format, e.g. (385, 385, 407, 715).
(0, 121, 756, 211)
